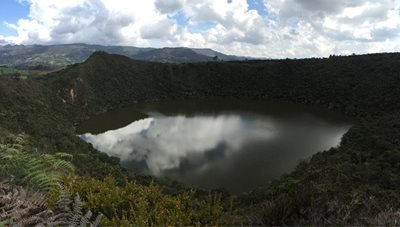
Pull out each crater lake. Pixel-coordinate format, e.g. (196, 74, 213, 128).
(77, 99, 351, 193)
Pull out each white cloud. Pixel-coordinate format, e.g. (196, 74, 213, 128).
(5, 0, 179, 46)
(2, 0, 400, 58)
(264, 0, 400, 57)
(155, 0, 184, 14)
(181, 0, 269, 49)
(141, 19, 178, 40)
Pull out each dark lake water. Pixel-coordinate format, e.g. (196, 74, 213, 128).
(77, 100, 351, 193)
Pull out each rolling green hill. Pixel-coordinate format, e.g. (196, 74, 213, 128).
(133, 47, 212, 63)
(2, 51, 400, 225)
(0, 44, 245, 68)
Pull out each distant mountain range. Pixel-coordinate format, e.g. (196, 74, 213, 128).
(0, 44, 248, 67)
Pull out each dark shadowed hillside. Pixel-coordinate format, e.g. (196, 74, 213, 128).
(50, 51, 400, 119)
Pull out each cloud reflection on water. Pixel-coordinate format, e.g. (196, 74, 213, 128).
(80, 113, 350, 192)
(80, 115, 276, 175)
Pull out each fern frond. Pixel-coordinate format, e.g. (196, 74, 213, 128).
(1, 180, 102, 227)
(0, 180, 49, 226)
(57, 183, 72, 213)
(42, 184, 102, 227)
(26, 172, 60, 191)
(54, 152, 74, 161)
(79, 210, 93, 227)
(92, 213, 103, 227)
(71, 193, 83, 227)
(0, 138, 75, 191)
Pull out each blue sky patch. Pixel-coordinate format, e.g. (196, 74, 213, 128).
(169, 11, 187, 26)
(0, 0, 29, 36)
(247, 0, 267, 16)
(187, 21, 218, 34)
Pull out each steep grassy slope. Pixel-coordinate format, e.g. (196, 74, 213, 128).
(2, 51, 400, 224)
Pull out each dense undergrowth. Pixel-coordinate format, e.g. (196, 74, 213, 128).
(236, 114, 400, 225)
(1, 52, 400, 225)
(0, 135, 235, 225)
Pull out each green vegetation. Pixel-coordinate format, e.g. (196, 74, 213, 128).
(0, 44, 243, 68)
(0, 135, 101, 226)
(1, 51, 400, 225)
(0, 179, 103, 226)
(236, 115, 400, 225)
(61, 175, 235, 226)
(0, 135, 74, 191)
(0, 133, 234, 225)
(0, 66, 29, 79)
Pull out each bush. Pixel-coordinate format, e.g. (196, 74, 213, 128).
(62, 175, 236, 226)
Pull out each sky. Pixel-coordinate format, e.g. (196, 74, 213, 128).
(0, 0, 400, 58)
